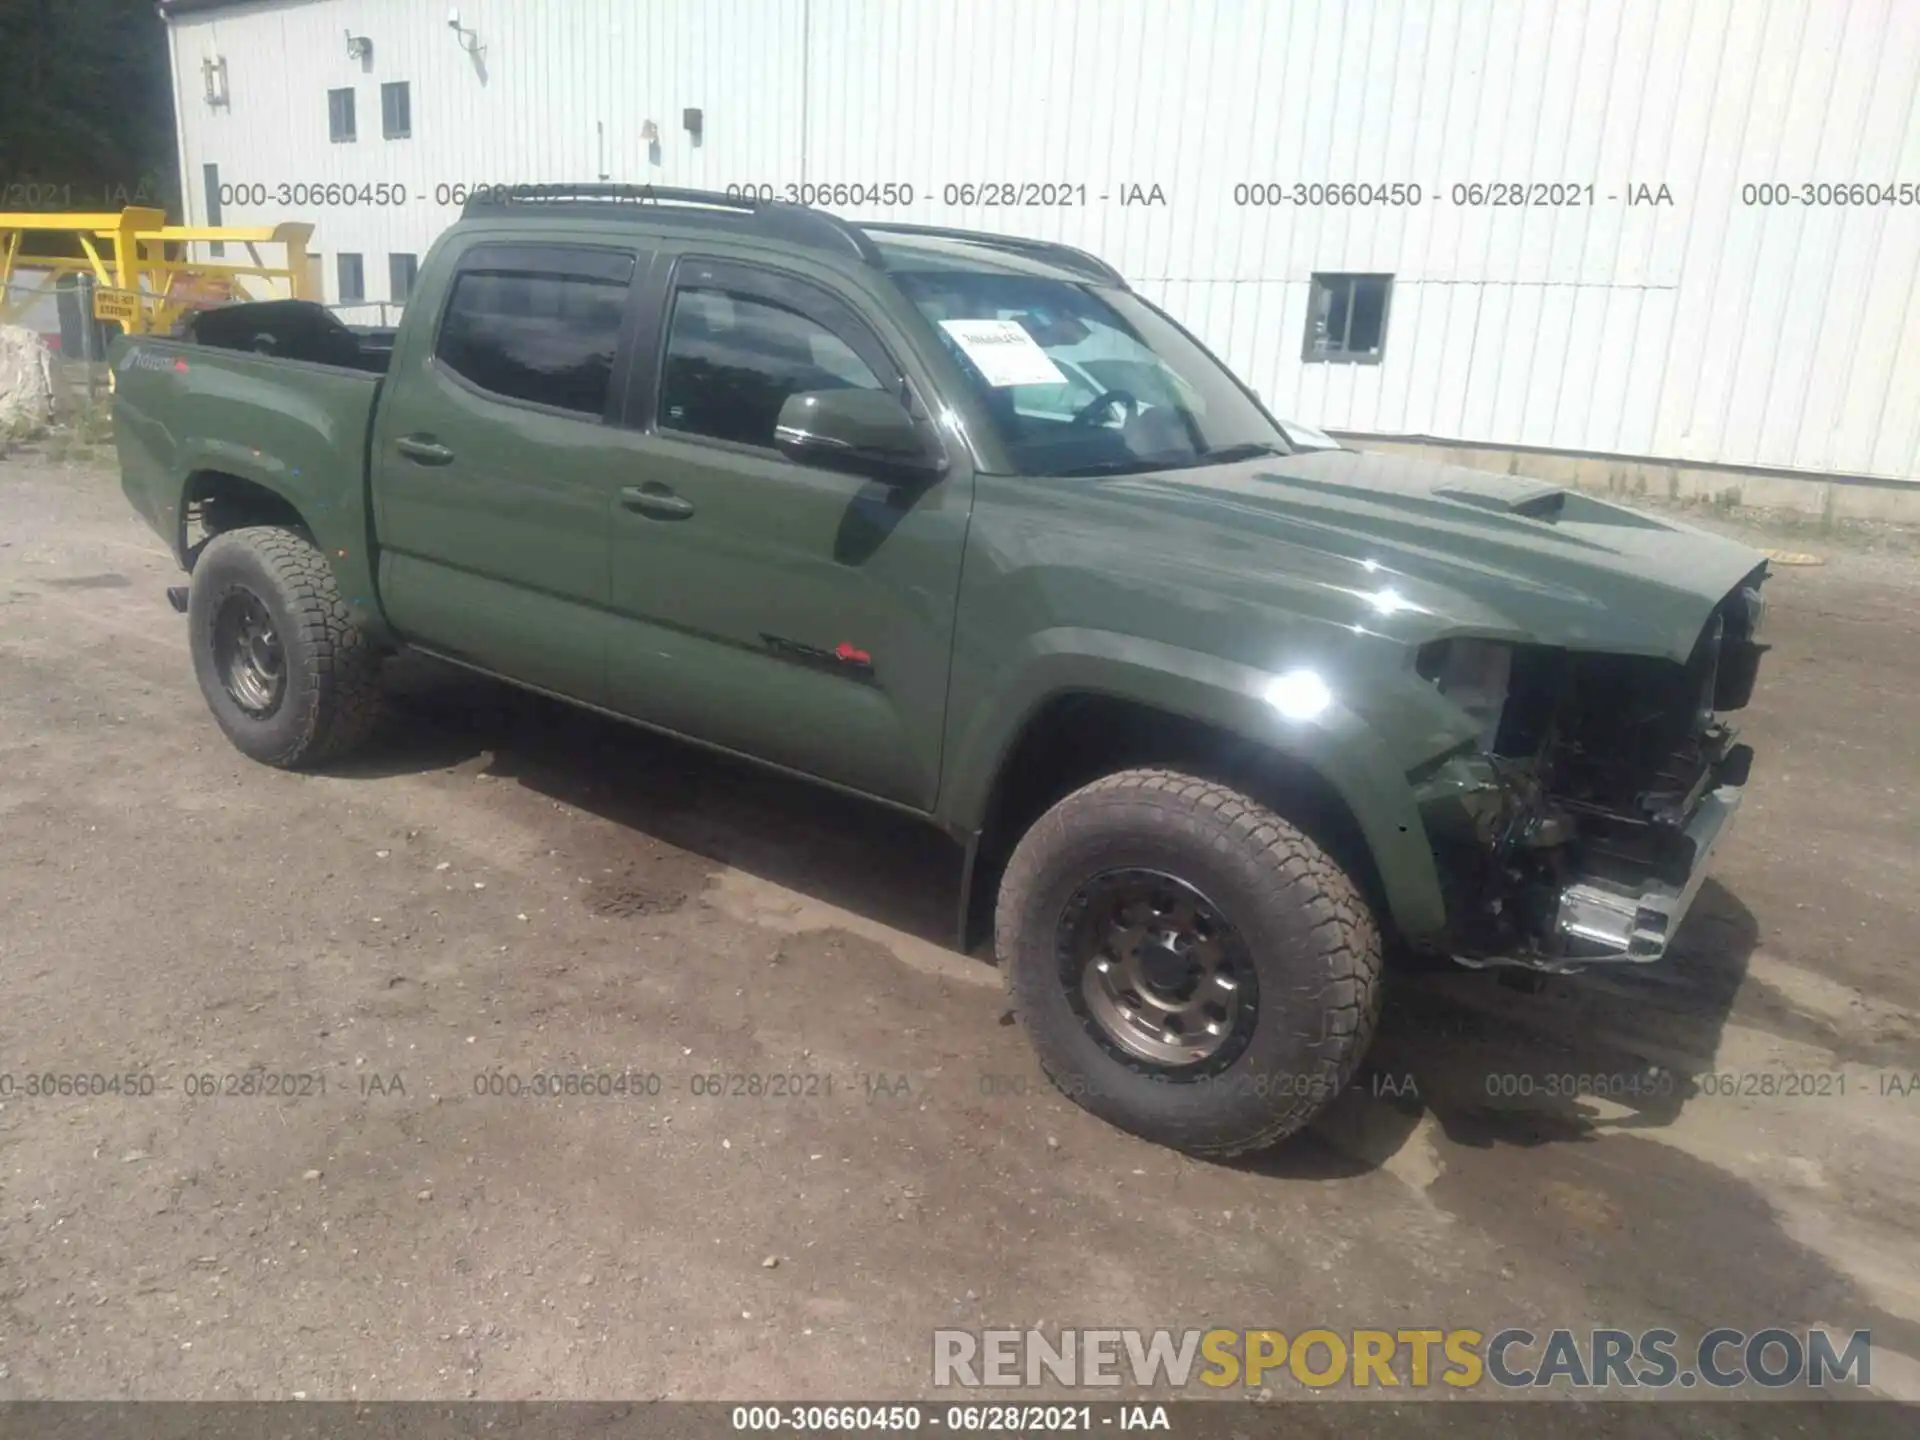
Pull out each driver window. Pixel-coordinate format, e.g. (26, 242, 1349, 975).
(659, 284, 885, 448)
(808, 330, 878, 388)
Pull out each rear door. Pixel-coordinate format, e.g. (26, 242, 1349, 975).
(600, 253, 973, 810)
(371, 237, 650, 703)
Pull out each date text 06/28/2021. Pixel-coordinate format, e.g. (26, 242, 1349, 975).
(43, 175, 1920, 215)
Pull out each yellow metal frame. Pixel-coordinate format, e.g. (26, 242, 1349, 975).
(0, 207, 314, 334)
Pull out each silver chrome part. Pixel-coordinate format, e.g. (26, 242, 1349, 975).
(1558, 782, 1742, 966)
(1457, 782, 1743, 975)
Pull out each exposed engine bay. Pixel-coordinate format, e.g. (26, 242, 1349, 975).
(1415, 564, 1770, 971)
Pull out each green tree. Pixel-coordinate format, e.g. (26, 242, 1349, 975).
(0, 0, 177, 214)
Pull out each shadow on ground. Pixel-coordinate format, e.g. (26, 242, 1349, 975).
(323, 658, 1920, 1381)
(354, 655, 1768, 1165)
(345, 653, 963, 945)
(1254, 877, 1763, 1181)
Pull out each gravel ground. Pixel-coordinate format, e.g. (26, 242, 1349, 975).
(1, 451, 1917, 1425)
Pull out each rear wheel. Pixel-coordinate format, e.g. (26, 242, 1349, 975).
(995, 768, 1383, 1156)
(188, 526, 384, 768)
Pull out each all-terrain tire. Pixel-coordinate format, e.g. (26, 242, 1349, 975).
(188, 525, 385, 768)
(995, 768, 1383, 1157)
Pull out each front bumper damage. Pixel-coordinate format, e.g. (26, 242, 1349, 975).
(1407, 565, 1768, 974)
(1550, 779, 1741, 967)
(1413, 728, 1754, 975)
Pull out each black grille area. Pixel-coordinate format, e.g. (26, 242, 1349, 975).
(1427, 566, 1768, 960)
(1495, 569, 1766, 823)
(1496, 646, 1705, 816)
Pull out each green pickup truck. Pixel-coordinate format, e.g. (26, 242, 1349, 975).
(111, 186, 1770, 1156)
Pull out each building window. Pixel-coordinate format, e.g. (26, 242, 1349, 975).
(338, 253, 364, 303)
(389, 253, 418, 302)
(381, 82, 411, 139)
(1303, 273, 1392, 364)
(659, 286, 885, 447)
(436, 261, 632, 415)
(203, 163, 224, 257)
(328, 87, 356, 142)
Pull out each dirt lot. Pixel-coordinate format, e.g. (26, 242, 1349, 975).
(1, 452, 1917, 1421)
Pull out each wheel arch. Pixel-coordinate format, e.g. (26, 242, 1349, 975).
(946, 664, 1449, 955)
(178, 468, 310, 566)
(174, 462, 390, 644)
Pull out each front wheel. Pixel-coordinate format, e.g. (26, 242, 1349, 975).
(187, 526, 385, 768)
(995, 768, 1383, 1157)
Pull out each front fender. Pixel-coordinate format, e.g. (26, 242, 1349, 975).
(936, 628, 1471, 944)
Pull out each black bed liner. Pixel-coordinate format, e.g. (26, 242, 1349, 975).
(181, 300, 393, 374)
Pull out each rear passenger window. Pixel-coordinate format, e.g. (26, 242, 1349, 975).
(659, 285, 884, 448)
(436, 256, 631, 416)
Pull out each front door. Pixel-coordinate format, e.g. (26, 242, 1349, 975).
(602, 256, 972, 810)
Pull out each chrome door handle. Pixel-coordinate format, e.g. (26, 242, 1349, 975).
(620, 484, 695, 520)
(396, 435, 455, 465)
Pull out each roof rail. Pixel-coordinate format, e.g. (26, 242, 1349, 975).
(460, 183, 883, 266)
(857, 221, 1129, 289)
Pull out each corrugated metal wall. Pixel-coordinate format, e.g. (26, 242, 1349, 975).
(169, 0, 1920, 481)
(167, 0, 808, 290)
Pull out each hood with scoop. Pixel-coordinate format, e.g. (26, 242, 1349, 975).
(1096, 446, 1768, 663)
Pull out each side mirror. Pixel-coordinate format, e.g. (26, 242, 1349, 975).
(774, 389, 946, 485)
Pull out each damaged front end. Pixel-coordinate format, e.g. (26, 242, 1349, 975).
(1412, 566, 1769, 972)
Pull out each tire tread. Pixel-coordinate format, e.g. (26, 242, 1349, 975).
(995, 766, 1383, 1157)
(195, 526, 384, 767)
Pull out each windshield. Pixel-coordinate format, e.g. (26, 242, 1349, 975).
(893, 270, 1292, 477)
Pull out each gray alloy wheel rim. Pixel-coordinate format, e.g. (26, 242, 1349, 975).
(1057, 869, 1258, 1071)
(213, 589, 287, 718)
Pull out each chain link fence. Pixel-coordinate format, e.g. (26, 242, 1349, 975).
(2, 273, 402, 438)
(2, 270, 114, 405)
(1, 272, 402, 465)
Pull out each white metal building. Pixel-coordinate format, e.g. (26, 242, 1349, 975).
(161, 0, 1920, 484)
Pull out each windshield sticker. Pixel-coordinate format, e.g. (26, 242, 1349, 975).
(937, 319, 1068, 388)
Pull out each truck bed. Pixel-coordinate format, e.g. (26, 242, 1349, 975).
(109, 320, 385, 634)
(179, 299, 393, 374)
